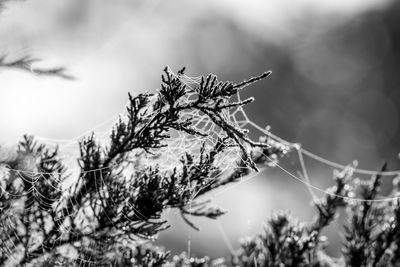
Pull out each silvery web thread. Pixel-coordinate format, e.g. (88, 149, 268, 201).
(0, 155, 109, 265)
(1, 162, 159, 265)
(0, 170, 66, 265)
(0, 134, 132, 264)
(0, 103, 138, 264)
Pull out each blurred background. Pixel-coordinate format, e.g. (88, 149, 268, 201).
(1, 0, 400, 259)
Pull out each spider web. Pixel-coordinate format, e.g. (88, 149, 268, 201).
(1, 70, 400, 265)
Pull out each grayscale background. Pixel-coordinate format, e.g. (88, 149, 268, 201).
(1, 0, 399, 259)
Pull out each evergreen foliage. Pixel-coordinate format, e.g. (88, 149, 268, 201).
(1, 66, 400, 266)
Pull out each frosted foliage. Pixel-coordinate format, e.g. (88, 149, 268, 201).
(1, 70, 400, 266)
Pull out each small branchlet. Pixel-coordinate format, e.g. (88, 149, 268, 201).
(0, 55, 73, 79)
(311, 162, 356, 233)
